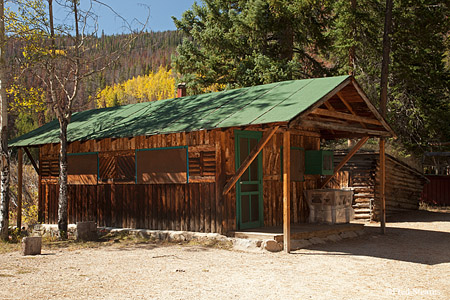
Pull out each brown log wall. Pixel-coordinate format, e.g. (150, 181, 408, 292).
(333, 153, 426, 221)
(38, 127, 321, 234)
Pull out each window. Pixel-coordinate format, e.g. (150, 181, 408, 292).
(136, 147, 188, 184)
(67, 153, 98, 184)
(305, 150, 334, 175)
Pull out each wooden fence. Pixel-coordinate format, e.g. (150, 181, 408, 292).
(421, 176, 450, 206)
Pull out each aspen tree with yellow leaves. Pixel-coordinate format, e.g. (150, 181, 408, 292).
(97, 67, 176, 108)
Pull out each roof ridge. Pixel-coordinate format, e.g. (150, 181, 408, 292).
(248, 78, 315, 125)
(213, 81, 284, 128)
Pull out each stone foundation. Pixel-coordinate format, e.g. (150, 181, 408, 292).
(32, 224, 365, 253)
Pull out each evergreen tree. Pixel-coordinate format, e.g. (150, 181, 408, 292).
(172, 0, 334, 94)
(389, 0, 450, 153)
(331, 0, 449, 154)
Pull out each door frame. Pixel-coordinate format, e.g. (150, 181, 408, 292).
(234, 130, 264, 229)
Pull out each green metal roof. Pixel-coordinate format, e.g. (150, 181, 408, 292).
(10, 75, 350, 147)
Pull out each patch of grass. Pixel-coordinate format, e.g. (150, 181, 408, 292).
(1, 230, 233, 254)
(16, 267, 35, 275)
(0, 241, 21, 254)
(186, 239, 233, 250)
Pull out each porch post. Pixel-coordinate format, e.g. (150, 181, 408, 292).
(283, 131, 291, 253)
(17, 148, 23, 229)
(379, 138, 386, 234)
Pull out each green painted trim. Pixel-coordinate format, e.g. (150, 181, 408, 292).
(136, 146, 188, 151)
(186, 147, 189, 184)
(234, 130, 263, 230)
(135, 149, 138, 184)
(67, 151, 98, 156)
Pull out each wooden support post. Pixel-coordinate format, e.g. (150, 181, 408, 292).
(380, 138, 386, 234)
(320, 136, 369, 188)
(223, 126, 280, 195)
(17, 148, 23, 229)
(23, 147, 39, 174)
(283, 131, 290, 253)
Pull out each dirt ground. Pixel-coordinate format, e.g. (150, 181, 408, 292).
(1, 209, 449, 300)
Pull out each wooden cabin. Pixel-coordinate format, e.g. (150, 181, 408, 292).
(11, 75, 394, 249)
(329, 152, 427, 221)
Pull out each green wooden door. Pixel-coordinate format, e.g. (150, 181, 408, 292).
(235, 130, 263, 229)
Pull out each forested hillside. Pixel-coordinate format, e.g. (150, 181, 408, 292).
(6, 30, 183, 139)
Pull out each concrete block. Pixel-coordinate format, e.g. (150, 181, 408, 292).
(232, 238, 261, 252)
(76, 221, 98, 241)
(22, 237, 42, 256)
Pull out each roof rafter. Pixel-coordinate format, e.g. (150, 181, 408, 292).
(310, 108, 382, 126)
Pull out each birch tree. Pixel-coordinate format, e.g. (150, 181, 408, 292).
(0, 0, 9, 240)
(21, 0, 147, 238)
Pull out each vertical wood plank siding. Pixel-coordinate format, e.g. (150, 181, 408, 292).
(421, 176, 450, 206)
(39, 127, 320, 234)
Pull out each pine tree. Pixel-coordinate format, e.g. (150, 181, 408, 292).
(172, 0, 334, 94)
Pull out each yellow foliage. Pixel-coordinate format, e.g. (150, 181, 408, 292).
(97, 67, 176, 108)
(7, 80, 46, 113)
(23, 204, 38, 226)
(201, 83, 227, 93)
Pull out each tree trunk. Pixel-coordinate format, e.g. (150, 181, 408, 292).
(0, 0, 10, 240)
(348, 0, 357, 75)
(57, 117, 69, 239)
(379, 0, 393, 118)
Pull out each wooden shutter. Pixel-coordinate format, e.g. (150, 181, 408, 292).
(99, 151, 135, 183)
(41, 156, 59, 182)
(188, 145, 216, 182)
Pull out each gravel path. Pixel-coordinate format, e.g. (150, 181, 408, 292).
(1, 210, 449, 300)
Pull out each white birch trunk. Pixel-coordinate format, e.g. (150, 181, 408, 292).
(0, 0, 10, 240)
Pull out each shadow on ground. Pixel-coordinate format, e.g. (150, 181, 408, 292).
(387, 210, 450, 223)
(295, 210, 450, 266)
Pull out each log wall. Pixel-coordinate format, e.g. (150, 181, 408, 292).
(333, 153, 427, 221)
(38, 127, 321, 234)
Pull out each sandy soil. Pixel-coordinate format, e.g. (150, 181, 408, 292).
(1, 209, 449, 300)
